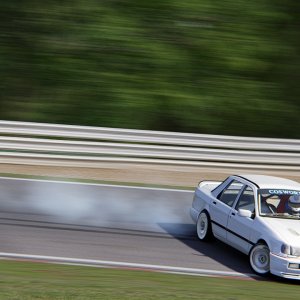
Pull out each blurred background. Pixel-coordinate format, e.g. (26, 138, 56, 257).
(0, 0, 299, 138)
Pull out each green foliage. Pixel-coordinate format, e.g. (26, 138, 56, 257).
(0, 1, 299, 137)
(1, 260, 300, 299)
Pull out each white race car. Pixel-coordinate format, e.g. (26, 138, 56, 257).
(190, 174, 300, 279)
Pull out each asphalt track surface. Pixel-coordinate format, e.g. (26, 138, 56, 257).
(0, 177, 253, 277)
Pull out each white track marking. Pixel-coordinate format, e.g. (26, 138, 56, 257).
(0, 252, 256, 279)
(0, 176, 193, 193)
(0, 177, 251, 279)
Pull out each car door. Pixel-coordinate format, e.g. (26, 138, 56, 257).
(209, 180, 244, 243)
(226, 185, 255, 254)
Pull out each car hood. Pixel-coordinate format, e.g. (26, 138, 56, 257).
(262, 217, 300, 246)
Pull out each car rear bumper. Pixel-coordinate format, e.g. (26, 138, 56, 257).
(190, 207, 198, 223)
(270, 252, 300, 280)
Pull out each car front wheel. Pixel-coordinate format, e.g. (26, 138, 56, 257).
(249, 243, 270, 276)
(196, 210, 212, 241)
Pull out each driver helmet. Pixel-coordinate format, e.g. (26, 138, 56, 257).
(288, 194, 300, 213)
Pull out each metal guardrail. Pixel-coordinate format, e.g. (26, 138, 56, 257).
(0, 120, 299, 170)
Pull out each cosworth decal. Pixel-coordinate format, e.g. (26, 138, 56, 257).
(259, 189, 300, 196)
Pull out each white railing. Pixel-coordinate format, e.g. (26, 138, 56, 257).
(0, 120, 299, 170)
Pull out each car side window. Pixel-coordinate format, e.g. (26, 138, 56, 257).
(217, 180, 244, 207)
(235, 186, 255, 212)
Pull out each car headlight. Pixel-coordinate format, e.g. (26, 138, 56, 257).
(281, 244, 300, 257)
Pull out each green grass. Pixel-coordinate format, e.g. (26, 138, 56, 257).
(0, 260, 299, 300)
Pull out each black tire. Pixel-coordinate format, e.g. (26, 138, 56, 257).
(196, 210, 213, 241)
(249, 242, 270, 276)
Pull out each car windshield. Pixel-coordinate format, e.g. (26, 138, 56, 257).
(258, 189, 300, 219)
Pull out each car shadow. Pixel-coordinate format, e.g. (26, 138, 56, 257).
(158, 222, 265, 280)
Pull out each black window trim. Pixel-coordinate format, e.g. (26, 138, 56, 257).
(217, 179, 245, 208)
(234, 185, 255, 212)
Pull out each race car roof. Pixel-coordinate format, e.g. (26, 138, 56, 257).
(237, 174, 300, 190)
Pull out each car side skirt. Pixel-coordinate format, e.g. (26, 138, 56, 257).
(211, 220, 255, 251)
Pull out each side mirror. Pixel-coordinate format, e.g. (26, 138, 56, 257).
(238, 209, 252, 218)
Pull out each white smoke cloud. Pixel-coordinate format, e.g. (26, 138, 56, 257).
(0, 178, 193, 233)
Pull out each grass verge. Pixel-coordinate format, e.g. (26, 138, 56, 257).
(0, 260, 298, 299)
(0, 173, 194, 191)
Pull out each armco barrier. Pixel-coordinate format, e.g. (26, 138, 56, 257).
(0, 120, 299, 170)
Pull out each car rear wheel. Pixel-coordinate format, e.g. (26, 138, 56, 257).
(249, 243, 270, 276)
(196, 210, 212, 241)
